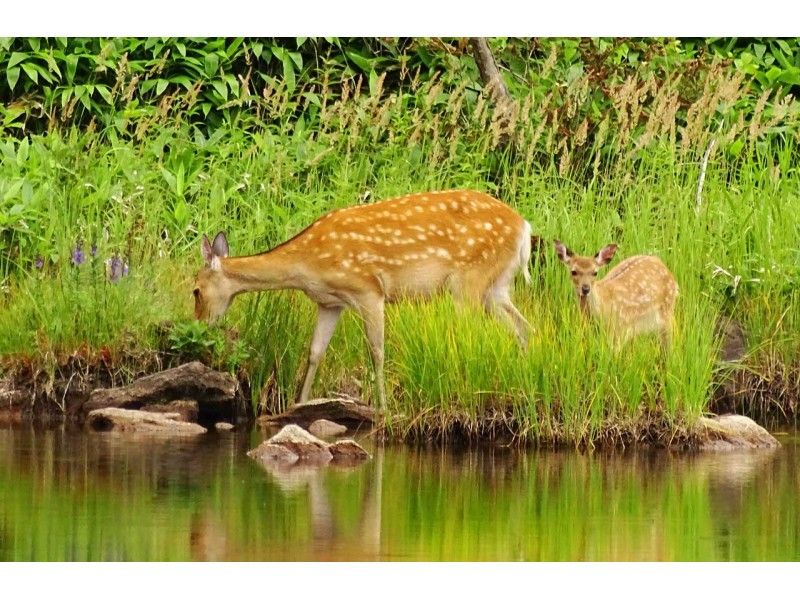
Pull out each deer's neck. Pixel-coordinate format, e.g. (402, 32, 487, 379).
(220, 248, 303, 294)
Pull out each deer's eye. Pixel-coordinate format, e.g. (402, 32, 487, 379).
(592, 272, 598, 277)
(570, 270, 578, 276)
(193, 288, 200, 298)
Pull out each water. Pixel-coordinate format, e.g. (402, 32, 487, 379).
(1, 424, 798, 561)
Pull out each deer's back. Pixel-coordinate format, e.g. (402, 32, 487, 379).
(284, 190, 528, 301)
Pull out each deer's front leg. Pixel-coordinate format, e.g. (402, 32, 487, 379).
(359, 296, 386, 411)
(297, 304, 343, 404)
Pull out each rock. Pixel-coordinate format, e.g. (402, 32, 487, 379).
(329, 439, 370, 463)
(309, 418, 348, 438)
(697, 414, 780, 450)
(86, 407, 207, 436)
(258, 398, 375, 428)
(141, 400, 199, 422)
(247, 442, 300, 465)
(247, 424, 371, 468)
(215, 422, 234, 432)
(264, 424, 333, 464)
(82, 361, 239, 421)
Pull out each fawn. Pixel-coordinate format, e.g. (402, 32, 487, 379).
(554, 240, 678, 348)
(194, 190, 534, 410)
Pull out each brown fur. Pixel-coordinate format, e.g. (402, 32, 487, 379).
(194, 190, 534, 409)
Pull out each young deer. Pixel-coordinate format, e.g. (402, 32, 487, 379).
(553, 240, 678, 348)
(194, 190, 533, 410)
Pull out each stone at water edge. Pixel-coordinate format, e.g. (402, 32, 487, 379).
(329, 439, 370, 463)
(249, 424, 333, 465)
(215, 422, 235, 432)
(82, 361, 239, 420)
(697, 414, 780, 450)
(309, 418, 348, 438)
(258, 398, 375, 427)
(247, 442, 300, 465)
(247, 424, 371, 467)
(86, 407, 207, 436)
(141, 400, 199, 422)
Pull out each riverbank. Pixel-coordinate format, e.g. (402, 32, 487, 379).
(1, 72, 798, 447)
(1, 342, 796, 449)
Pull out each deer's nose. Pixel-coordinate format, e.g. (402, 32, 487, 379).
(580, 284, 591, 296)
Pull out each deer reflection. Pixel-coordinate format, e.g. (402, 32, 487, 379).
(260, 446, 384, 561)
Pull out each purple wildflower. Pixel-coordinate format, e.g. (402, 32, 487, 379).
(90, 244, 98, 258)
(34, 255, 44, 270)
(71, 245, 85, 266)
(105, 255, 130, 283)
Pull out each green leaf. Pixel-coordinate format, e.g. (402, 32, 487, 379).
(346, 50, 372, 73)
(728, 139, 745, 157)
(96, 85, 113, 104)
(21, 63, 38, 83)
(250, 41, 263, 58)
(765, 65, 782, 84)
(211, 79, 228, 101)
(282, 53, 296, 93)
(753, 43, 766, 60)
(65, 54, 79, 83)
(368, 69, 378, 96)
(60, 87, 73, 109)
(175, 42, 187, 57)
(204, 53, 219, 77)
(8, 52, 29, 68)
(6, 67, 20, 91)
(156, 79, 169, 95)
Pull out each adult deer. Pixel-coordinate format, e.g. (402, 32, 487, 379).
(194, 190, 533, 410)
(553, 240, 678, 349)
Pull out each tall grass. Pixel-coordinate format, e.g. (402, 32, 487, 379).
(1, 69, 798, 444)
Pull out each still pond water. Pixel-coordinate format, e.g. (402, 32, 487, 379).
(1, 424, 798, 561)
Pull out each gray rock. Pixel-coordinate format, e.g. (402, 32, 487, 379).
(86, 407, 207, 436)
(247, 424, 371, 468)
(258, 398, 375, 428)
(309, 418, 348, 438)
(215, 422, 234, 432)
(247, 442, 300, 465)
(329, 439, 370, 463)
(264, 424, 333, 465)
(141, 400, 199, 422)
(82, 362, 238, 420)
(697, 414, 780, 450)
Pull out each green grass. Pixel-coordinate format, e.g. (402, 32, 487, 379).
(0, 77, 798, 445)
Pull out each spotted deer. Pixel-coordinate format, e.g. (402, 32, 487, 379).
(553, 240, 678, 349)
(194, 190, 534, 410)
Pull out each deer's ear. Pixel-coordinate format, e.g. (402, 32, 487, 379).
(201, 234, 214, 266)
(211, 232, 229, 258)
(554, 240, 573, 264)
(595, 244, 618, 266)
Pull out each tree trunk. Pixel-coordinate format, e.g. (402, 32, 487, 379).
(469, 37, 516, 147)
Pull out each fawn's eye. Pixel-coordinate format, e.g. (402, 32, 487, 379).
(570, 270, 578, 276)
(193, 288, 200, 298)
(592, 272, 598, 277)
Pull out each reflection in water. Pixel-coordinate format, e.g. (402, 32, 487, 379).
(0, 425, 797, 561)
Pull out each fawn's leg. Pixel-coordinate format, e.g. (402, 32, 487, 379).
(359, 296, 386, 411)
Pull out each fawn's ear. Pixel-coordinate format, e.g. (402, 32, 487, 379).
(201, 234, 214, 266)
(595, 244, 618, 266)
(554, 240, 573, 264)
(211, 231, 229, 258)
